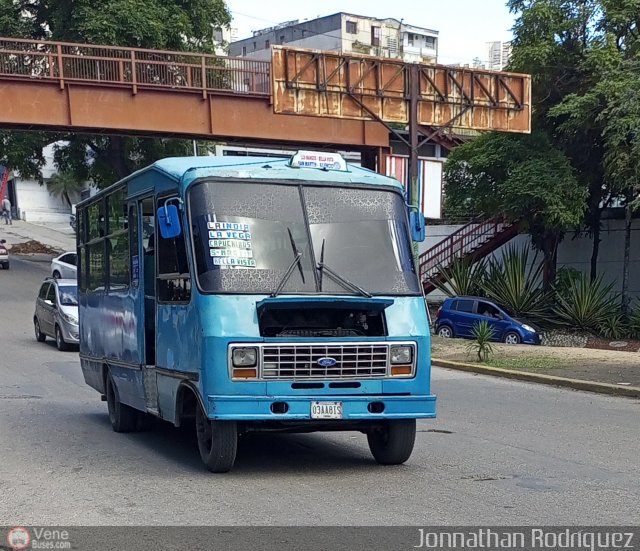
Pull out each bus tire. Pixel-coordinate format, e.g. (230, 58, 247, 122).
(106, 374, 139, 433)
(367, 419, 416, 465)
(195, 405, 237, 473)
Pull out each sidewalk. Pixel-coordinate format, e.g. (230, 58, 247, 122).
(432, 336, 640, 399)
(1, 219, 75, 254)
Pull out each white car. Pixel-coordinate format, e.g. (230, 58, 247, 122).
(51, 252, 77, 279)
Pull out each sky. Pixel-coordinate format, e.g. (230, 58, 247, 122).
(224, 0, 516, 66)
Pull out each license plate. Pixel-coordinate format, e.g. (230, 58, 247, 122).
(310, 401, 343, 419)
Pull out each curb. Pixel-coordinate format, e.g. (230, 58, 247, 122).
(432, 358, 640, 399)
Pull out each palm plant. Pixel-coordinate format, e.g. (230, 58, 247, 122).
(433, 256, 486, 298)
(553, 273, 619, 330)
(466, 320, 495, 362)
(482, 245, 549, 323)
(628, 303, 640, 339)
(597, 312, 628, 340)
(46, 171, 85, 208)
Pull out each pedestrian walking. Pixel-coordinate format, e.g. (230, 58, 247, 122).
(2, 196, 12, 225)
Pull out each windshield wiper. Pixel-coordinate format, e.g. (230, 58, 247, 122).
(316, 239, 372, 298)
(271, 228, 305, 297)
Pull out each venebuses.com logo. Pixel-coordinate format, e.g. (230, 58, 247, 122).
(6, 526, 31, 550)
(6, 526, 71, 550)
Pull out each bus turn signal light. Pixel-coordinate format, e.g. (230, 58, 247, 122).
(232, 368, 258, 379)
(391, 365, 412, 376)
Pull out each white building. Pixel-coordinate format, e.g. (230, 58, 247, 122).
(4, 143, 85, 224)
(212, 26, 239, 56)
(485, 41, 512, 71)
(229, 12, 438, 64)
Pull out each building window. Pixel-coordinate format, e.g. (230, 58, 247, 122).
(252, 41, 257, 51)
(242, 46, 246, 56)
(371, 26, 381, 47)
(346, 21, 357, 34)
(408, 34, 414, 47)
(265, 39, 270, 48)
(279, 34, 285, 44)
(424, 36, 436, 49)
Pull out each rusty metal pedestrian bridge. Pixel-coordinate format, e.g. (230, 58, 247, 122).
(0, 37, 531, 154)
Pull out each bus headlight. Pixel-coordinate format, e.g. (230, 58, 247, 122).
(389, 345, 413, 364)
(232, 347, 258, 367)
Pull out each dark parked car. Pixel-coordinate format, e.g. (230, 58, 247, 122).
(434, 296, 541, 345)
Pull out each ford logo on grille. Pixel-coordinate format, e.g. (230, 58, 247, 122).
(317, 357, 338, 367)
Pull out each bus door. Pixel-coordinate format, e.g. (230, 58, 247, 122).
(136, 197, 159, 413)
(140, 197, 156, 366)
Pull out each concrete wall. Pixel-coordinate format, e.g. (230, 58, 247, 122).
(14, 179, 70, 224)
(423, 218, 640, 302)
(13, 143, 85, 224)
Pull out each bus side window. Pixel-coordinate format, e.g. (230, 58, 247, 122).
(157, 197, 191, 303)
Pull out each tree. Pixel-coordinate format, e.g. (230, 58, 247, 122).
(508, 0, 609, 281)
(46, 171, 85, 207)
(0, 0, 231, 186)
(599, 66, 640, 313)
(443, 132, 586, 286)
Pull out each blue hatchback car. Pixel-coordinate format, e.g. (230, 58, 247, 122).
(434, 296, 541, 345)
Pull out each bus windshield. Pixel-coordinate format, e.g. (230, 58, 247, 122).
(188, 180, 420, 296)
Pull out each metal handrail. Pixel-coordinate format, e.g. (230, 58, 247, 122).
(418, 215, 510, 280)
(0, 166, 9, 204)
(0, 37, 271, 96)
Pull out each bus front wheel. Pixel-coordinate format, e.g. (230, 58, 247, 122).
(106, 375, 139, 433)
(367, 419, 416, 465)
(195, 405, 237, 473)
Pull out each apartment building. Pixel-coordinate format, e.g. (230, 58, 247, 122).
(229, 12, 438, 64)
(485, 41, 512, 71)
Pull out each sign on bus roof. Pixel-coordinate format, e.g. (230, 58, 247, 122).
(289, 151, 348, 171)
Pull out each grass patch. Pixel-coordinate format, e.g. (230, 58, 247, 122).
(484, 356, 566, 370)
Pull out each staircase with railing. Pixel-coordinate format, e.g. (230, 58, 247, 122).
(418, 216, 519, 294)
(0, 167, 9, 204)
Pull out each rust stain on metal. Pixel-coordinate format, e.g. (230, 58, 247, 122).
(272, 46, 531, 134)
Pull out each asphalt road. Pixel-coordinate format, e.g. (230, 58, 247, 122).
(1, 256, 639, 526)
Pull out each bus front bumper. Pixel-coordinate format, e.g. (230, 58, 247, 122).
(206, 394, 436, 421)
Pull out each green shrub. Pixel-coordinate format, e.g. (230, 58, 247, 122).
(629, 304, 640, 339)
(553, 273, 619, 330)
(597, 312, 629, 340)
(466, 320, 495, 362)
(482, 245, 549, 323)
(433, 256, 486, 298)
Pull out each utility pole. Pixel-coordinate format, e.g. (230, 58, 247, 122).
(408, 63, 420, 262)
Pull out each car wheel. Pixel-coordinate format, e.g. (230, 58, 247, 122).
(437, 325, 453, 338)
(52, 270, 61, 279)
(55, 325, 70, 351)
(195, 404, 237, 473)
(367, 419, 417, 465)
(34, 318, 46, 342)
(503, 331, 521, 345)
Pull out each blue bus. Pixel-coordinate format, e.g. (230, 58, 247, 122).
(76, 151, 436, 472)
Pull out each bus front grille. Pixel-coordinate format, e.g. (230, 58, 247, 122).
(261, 344, 389, 379)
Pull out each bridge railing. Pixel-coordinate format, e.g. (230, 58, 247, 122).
(0, 37, 271, 96)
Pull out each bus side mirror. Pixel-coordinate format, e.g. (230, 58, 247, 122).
(410, 211, 426, 242)
(157, 204, 182, 239)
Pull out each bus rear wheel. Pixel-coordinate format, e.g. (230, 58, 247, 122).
(195, 405, 237, 473)
(106, 375, 139, 433)
(367, 419, 416, 465)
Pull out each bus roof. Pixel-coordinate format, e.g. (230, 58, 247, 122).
(152, 155, 404, 190)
